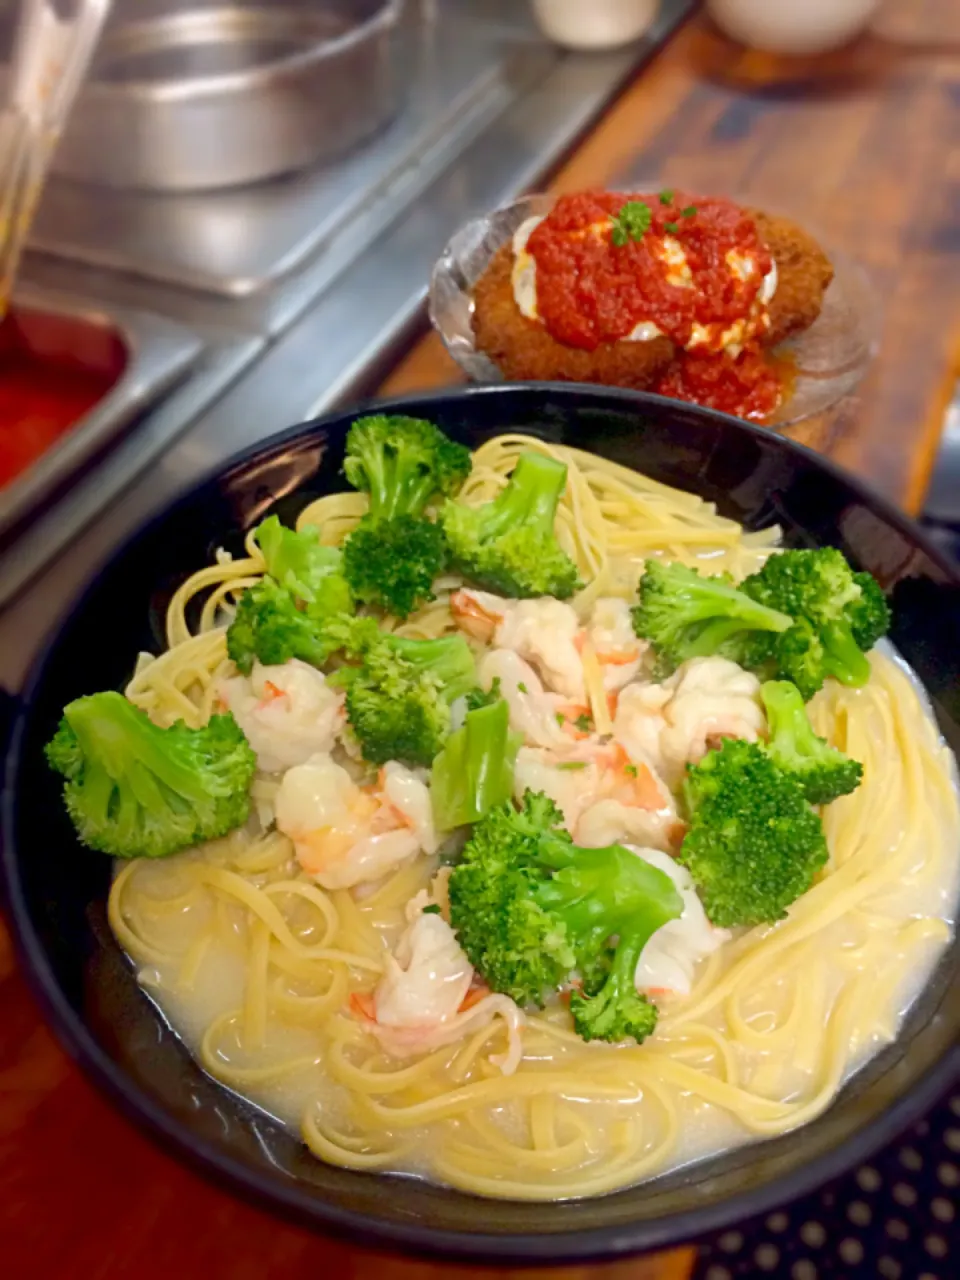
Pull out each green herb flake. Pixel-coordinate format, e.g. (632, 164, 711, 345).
(422, 903, 442, 915)
(664, 221, 679, 234)
(681, 205, 697, 218)
(574, 713, 592, 733)
(557, 761, 588, 772)
(556, 713, 566, 727)
(623, 764, 638, 778)
(659, 189, 675, 205)
(517, 682, 528, 694)
(610, 201, 653, 247)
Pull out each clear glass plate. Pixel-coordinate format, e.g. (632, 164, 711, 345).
(428, 194, 881, 429)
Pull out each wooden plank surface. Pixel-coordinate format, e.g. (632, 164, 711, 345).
(4, 3, 958, 1278)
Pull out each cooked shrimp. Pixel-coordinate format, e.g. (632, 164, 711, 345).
(379, 761, 439, 856)
(353, 910, 526, 1072)
(577, 796, 680, 854)
(218, 660, 345, 773)
(514, 747, 604, 831)
(586, 598, 648, 692)
(454, 589, 585, 701)
(374, 912, 473, 1032)
(453, 590, 648, 702)
(496, 598, 585, 701)
(477, 649, 570, 749)
(450, 589, 506, 643)
(407, 866, 453, 923)
(275, 756, 433, 890)
(613, 682, 672, 771)
(515, 736, 676, 840)
(660, 657, 765, 772)
(614, 656, 765, 785)
(627, 845, 731, 997)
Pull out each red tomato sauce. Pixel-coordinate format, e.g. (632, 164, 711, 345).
(655, 349, 787, 423)
(525, 189, 786, 422)
(0, 312, 125, 489)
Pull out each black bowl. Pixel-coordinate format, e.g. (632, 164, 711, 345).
(4, 384, 960, 1263)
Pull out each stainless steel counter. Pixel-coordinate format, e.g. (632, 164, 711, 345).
(0, 0, 695, 686)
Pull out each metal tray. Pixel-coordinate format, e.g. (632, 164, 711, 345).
(0, 288, 202, 537)
(51, 0, 407, 191)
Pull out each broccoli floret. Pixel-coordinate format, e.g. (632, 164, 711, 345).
(631, 559, 794, 677)
(343, 414, 472, 519)
(760, 680, 863, 805)
(569, 944, 659, 1045)
(448, 791, 682, 1044)
(226, 518, 353, 674)
(741, 549, 891, 699)
(440, 451, 582, 600)
(254, 515, 349, 607)
(45, 692, 256, 859)
(430, 698, 521, 831)
(226, 577, 349, 675)
(850, 570, 892, 651)
(678, 738, 828, 928)
(342, 514, 448, 621)
(331, 629, 477, 767)
(340, 415, 472, 618)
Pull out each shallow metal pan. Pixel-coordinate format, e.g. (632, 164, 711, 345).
(52, 0, 408, 191)
(0, 287, 202, 537)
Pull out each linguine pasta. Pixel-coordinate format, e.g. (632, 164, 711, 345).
(111, 436, 959, 1200)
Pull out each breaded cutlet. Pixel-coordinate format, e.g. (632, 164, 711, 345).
(471, 211, 834, 387)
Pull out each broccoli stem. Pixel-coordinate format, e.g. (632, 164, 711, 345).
(821, 621, 872, 686)
(685, 611, 790, 657)
(632, 559, 794, 675)
(430, 700, 520, 830)
(481, 452, 567, 538)
(351, 435, 392, 519)
(534, 841, 681, 950)
(372, 447, 435, 521)
(676, 581, 790, 628)
(760, 680, 820, 755)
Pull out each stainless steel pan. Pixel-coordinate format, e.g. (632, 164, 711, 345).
(51, 0, 407, 191)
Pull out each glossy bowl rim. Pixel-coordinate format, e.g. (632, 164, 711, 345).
(3, 382, 960, 1263)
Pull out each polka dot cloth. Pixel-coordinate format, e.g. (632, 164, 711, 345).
(694, 1090, 960, 1279)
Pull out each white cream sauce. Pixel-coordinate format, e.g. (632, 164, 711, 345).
(122, 640, 959, 1196)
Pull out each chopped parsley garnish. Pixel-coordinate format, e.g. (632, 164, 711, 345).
(659, 189, 675, 205)
(517, 682, 528, 694)
(664, 221, 679, 234)
(465, 677, 501, 712)
(574, 713, 592, 732)
(681, 205, 697, 218)
(623, 763, 638, 778)
(422, 903, 442, 915)
(557, 761, 588, 772)
(556, 713, 566, 727)
(610, 201, 652, 247)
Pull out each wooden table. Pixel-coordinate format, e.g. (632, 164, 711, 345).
(4, 4, 959, 1276)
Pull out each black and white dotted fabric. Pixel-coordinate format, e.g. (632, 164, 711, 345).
(694, 1089, 960, 1279)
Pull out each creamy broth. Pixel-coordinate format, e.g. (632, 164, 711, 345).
(113, 642, 959, 1198)
(105, 434, 960, 1200)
